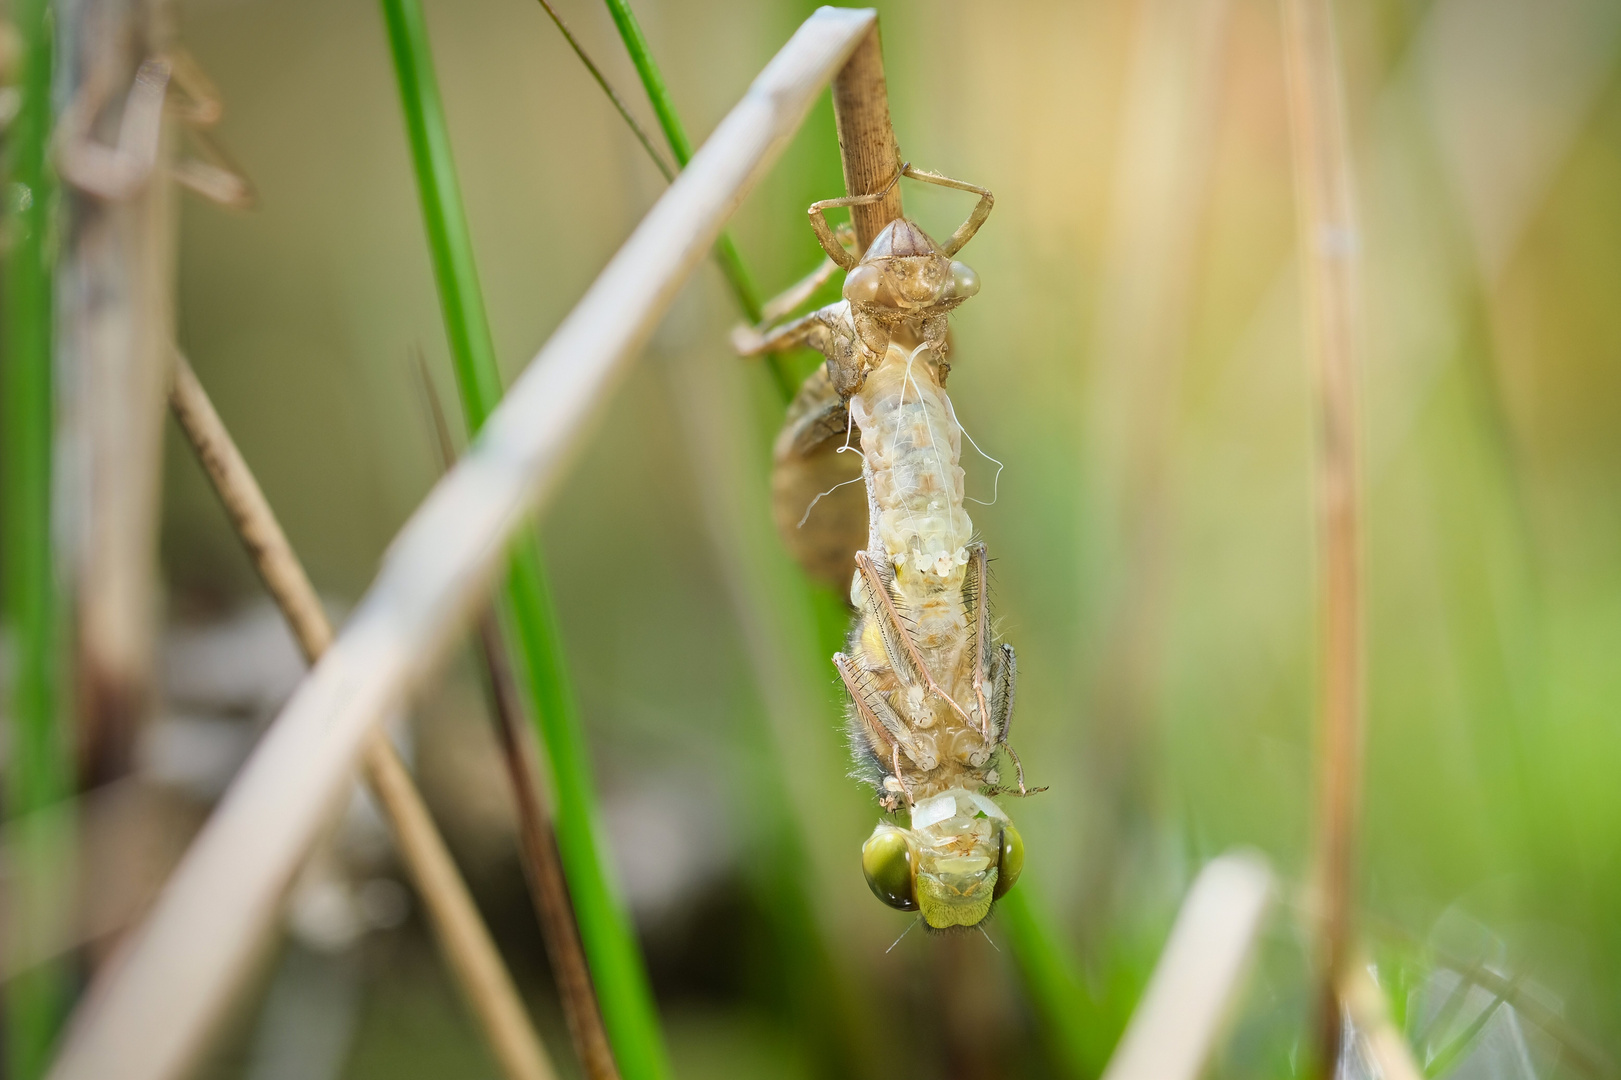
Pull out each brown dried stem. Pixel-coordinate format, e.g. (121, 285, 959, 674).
(477, 616, 619, 1080)
(166, 352, 556, 1080)
(830, 24, 902, 254)
(1280, 0, 1365, 1071)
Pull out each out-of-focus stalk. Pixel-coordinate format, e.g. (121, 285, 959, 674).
(1279, 0, 1366, 1071)
(2, 0, 72, 1075)
(530, 0, 674, 182)
(169, 353, 558, 1080)
(379, 3, 671, 1079)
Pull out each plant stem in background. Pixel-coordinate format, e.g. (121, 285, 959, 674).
(600, 0, 759, 315)
(1279, 0, 1366, 1072)
(379, 3, 672, 1079)
(597, 0, 806, 401)
(530, 0, 674, 182)
(476, 611, 623, 1080)
(2, 0, 72, 1074)
(1095, 854, 1275, 1080)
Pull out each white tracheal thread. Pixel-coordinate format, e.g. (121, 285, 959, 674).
(796, 399, 865, 529)
(944, 394, 1005, 507)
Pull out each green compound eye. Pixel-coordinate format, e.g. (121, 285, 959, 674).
(994, 824, 1024, 899)
(861, 828, 919, 911)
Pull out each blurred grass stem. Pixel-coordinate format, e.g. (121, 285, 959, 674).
(1337, 962, 1423, 1080)
(2, 0, 72, 1074)
(530, 0, 674, 182)
(1280, 0, 1366, 1071)
(42, 14, 875, 1079)
(379, 0, 671, 1076)
(167, 353, 557, 1080)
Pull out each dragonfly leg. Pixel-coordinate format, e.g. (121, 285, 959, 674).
(836, 653, 936, 771)
(964, 542, 994, 741)
(755, 223, 856, 326)
(987, 644, 1043, 796)
(988, 642, 1017, 743)
(890, 745, 914, 810)
(855, 551, 977, 731)
(733, 303, 873, 402)
(900, 164, 994, 257)
(808, 166, 904, 267)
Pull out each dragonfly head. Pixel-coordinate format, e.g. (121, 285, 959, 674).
(843, 219, 980, 314)
(861, 788, 1023, 930)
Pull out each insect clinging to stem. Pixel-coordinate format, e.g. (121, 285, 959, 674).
(738, 161, 1043, 931)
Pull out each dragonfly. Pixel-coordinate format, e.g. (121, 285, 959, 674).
(737, 162, 1040, 931)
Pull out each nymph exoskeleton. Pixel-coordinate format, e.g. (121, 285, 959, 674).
(738, 163, 1042, 931)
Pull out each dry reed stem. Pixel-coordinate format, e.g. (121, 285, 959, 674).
(830, 24, 901, 253)
(165, 353, 556, 1080)
(1339, 959, 1423, 1080)
(1098, 853, 1275, 1080)
(44, 12, 875, 1080)
(1279, 0, 1365, 1070)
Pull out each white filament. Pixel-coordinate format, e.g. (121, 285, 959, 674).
(944, 394, 1004, 507)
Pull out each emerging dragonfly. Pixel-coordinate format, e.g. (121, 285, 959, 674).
(737, 163, 1040, 930)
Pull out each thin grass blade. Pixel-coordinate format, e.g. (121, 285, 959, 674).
(2, 0, 73, 1074)
(379, 2, 670, 1078)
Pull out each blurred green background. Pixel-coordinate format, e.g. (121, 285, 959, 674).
(151, 0, 1621, 1075)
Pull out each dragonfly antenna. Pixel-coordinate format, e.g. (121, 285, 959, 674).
(886, 916, 923, 954)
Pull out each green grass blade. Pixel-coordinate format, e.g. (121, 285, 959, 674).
(600, 0, 695, 165)
(379, 3, 671, 1078)
(2, 0, 74, 1074)
(1000, 887, 1111, 1079)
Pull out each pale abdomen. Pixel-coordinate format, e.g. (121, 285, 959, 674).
(849, 344, 973, 653)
